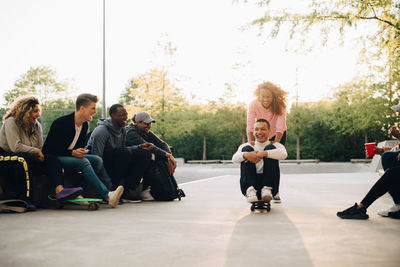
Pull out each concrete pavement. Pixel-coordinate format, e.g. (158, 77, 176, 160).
(1, 169, 399, 267)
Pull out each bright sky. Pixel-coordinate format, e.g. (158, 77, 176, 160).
(0, 0, 368, 108)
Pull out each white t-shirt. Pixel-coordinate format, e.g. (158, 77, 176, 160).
(67, 124, 83, 150)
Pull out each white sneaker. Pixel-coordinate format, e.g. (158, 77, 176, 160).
(377, 204, 400, 217)
(273, 193, 281, 203)
(141, 186, 154, 201)
(246, 186, 258, 203)
(108, 186, 124, 208)
(261, 186, 273, 202)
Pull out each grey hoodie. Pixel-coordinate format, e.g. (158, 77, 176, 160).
(86, 118, 133, 157)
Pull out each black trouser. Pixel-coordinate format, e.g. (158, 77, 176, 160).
(240, 144, 281, 197)
(103, 147, 152, 190)
(269, 131, 287, 145)
(0, 150, 64, 200)
(361, 166, 400, 208)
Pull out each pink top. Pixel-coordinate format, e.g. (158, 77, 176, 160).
(247, 99, 287, 139)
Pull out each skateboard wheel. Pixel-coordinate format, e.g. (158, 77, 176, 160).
(88, 203, 99, 211)
(251, 205, 255, 211)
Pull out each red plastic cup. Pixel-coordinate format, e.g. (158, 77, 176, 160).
(365, 142, 376, 158)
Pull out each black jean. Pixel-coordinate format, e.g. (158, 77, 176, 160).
(0, 149, 64, 200)
(103, 147, 152, 190)
(240, 144, 281, 197)
(269, 131, 287, 146)
(361, 166, 400, 208)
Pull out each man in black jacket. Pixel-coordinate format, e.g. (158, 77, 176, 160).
(43, 94, 123, 207)
(126, 112, 178, 200)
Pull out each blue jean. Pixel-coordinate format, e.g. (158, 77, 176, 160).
(381, 151, 400, 171)
(57, 154, 109, 199)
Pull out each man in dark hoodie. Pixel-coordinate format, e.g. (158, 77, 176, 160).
(126, 111, 178, 200)
(86, 104, 153, 197)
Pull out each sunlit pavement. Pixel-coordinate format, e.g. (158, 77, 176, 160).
(1, 165, 399, 267)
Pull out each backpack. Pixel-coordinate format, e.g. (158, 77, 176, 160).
(146, 160, 185, 201)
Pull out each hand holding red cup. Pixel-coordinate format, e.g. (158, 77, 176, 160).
(365, 142, 376, 158)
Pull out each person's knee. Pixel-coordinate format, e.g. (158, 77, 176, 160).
(135, 149, 153, 161)
(264, 144, 276, 151)
(78, 157, 92, 170)
(242, 145, 254, 152)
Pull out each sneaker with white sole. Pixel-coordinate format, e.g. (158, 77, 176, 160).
(108, 186, 124, 208)
(273, 193, 281, 203)
(246, 186, 258, 203)
(377, 204, 400, 217)
(261, 186, 273, 202)
(141, 186, 154, 201)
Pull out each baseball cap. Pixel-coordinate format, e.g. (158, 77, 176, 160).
(133, 112, 156, 123)
(391, 103, 400, 111)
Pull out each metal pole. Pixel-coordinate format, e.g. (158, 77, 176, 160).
(102, 0, 106, 118)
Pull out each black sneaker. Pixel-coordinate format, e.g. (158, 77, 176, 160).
(388, 210, 400, 219)
(337, 203, 369, 219)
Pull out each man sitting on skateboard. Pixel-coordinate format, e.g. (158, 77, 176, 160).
(232, 119, 287, 204)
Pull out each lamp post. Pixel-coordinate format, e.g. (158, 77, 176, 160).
(102, 0, 106, 118)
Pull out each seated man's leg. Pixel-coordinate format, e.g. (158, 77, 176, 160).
(42, 154, 65, 188)
(240, 145, 258, 196)
(262, 144, 280, 197)
(103, 147, 136, 189)
(85, 154, 113, 189)
(381, 151, 400, 171)
(127, 149, 153, 190)
(58, 156, 109, 199)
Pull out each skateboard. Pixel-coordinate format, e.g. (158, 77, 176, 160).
(48, 195, 102, 211)
(0, 199, 28, 213)
(250, 200, 271, 212)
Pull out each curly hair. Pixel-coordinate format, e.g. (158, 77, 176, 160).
(253, 81, 288, 115)
(3, 96, 40, 133)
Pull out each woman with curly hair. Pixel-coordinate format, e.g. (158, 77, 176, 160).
(0, 96, 83, 208)
(247, 81, 288, 145)
(246, 81, 288, 202)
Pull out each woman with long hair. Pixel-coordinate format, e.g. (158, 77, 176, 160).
(0, 96, 82, 208)
(247, 81, 288, 145)
(246, 81, 288, 202)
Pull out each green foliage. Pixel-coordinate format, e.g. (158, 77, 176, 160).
(247, 0, 400, 109)
(4, 66, 74, 108)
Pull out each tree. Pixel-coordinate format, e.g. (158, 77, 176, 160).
(4, 66, 73, 108)
(121, 68, 187, 139)
(287, 103, 312, 160)
(247, 0, 400, 106)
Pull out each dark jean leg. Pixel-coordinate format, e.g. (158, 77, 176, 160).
(42, 154, 64, 187)
(269, 131, 287, 146)
(262, 144, 281, 196)
(103, 147, 133, 189)
(360, 166, 400, 208)
(126, 149, 152, 189)
(240, 145, 257, 196)
(381, 151, 400, 171)
(88, 154, 112, 189)
(58, 156, 109, 199)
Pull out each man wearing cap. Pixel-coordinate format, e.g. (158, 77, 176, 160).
(126, 112, 177, 199)
(86, 104, 154, 199)
(374, 103, 400, 171)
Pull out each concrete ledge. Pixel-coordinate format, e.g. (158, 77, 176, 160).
(350, 159, 372, 163)
(186, 159, 322, 164)
(186, 160, 220, 164)
(281, 159, 320, 164)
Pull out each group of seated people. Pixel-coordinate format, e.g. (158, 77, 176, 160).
(0, 90, 399, 220)
(0, 94, 178, 210)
